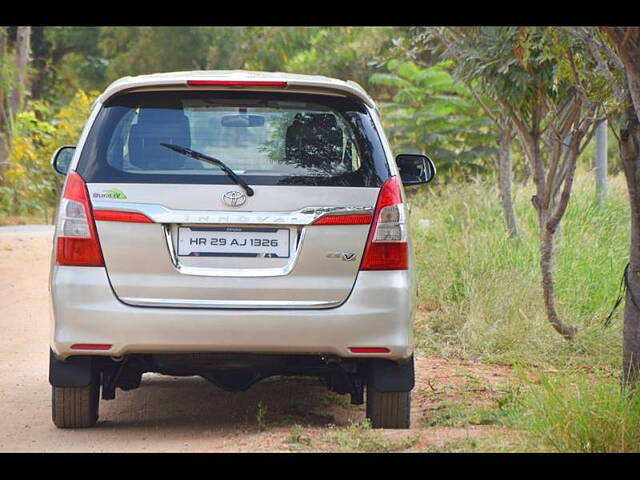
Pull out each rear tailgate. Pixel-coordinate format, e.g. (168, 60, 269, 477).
(77, 87, 390, 309)
(90, 184, 378, 308)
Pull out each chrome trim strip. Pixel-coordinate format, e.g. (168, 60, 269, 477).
(92, 201, 373, 225)
(118, 296, 341, 309)
(162, 224, 307, 278)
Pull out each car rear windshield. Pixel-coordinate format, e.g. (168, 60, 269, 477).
(77, 90, 391, 187)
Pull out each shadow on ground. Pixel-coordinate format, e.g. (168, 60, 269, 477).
(97, 374, 363, 431)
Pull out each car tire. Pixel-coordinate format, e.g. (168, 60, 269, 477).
(52, 377, 100, 428)
(366, 387, 411, 429)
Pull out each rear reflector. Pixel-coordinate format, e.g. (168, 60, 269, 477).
(312, 214, 373, 225)
(70, 344, 112, 351)
(349, 347, 391, 354)
(187, 80, 287, 87)
(94, 210, 153, 223)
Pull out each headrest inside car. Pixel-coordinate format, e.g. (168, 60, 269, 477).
(128, 108, 194, 170)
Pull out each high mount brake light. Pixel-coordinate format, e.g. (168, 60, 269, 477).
(360, 177, 408, 271)
(187, 80, 288, 88)
(56, 172, 104, 266)
(70, 344, 112, 351)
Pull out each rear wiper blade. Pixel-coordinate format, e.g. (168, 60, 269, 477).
(160, 143, 254, 196)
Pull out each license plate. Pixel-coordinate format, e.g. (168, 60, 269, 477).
(177, 227, 290, 258)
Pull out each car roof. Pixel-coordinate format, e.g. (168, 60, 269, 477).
(97, 70, 377, 109)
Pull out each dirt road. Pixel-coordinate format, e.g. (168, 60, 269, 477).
(0, 228, 514, 452)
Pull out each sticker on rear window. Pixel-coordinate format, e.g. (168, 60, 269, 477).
(92, 188, 127, 200)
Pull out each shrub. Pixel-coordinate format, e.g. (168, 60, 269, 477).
(1, 90, 98, 220)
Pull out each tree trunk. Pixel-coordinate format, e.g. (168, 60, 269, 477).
(0, 27, 9, 182)
(595, 119, 608, 206)
(529, 130, 577, 340)
(620, 104, 640, 385)
(537, 140, 580, 341)
(498, 124, 519, 237)
(8, 26, 31, 117)
(515, 99, 589, 342)
(539, 212, 577, 340)
(0, 131, 7, 184)
(601, 28, 640, 125)
(622, 61, 640, 126)
(600, 27, 640, 385)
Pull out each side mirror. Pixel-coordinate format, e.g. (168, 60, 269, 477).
(51, 146, 75, 175)
(396, 154, 436, 185)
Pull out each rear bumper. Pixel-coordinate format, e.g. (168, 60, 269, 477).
(50, 267, 416, 361)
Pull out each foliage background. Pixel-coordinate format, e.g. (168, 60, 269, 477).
(0, 26, 544, 216)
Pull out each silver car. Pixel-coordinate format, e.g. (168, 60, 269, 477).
(48, 71, 435, 429)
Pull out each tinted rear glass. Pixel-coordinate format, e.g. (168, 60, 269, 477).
(77, 91, 390, 187)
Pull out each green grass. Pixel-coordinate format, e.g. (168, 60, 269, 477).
(285, 424, 313, 448)
(255, 401, 268, 431)
(410, 171, 628, 371)
(423, 400, 509, 428)
(505, 372, 640, 452)
(422, 372, 520, 429)
(328, 420, 417, 452)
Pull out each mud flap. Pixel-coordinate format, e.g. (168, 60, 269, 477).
(367, 355, 415, 392)
(49, 349, 98, 388)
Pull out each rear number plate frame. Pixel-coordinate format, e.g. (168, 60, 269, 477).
(177, 226, 290, 258)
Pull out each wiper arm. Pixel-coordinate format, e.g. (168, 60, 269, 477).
(159, 143, 254, 196)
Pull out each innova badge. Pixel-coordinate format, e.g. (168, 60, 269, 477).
(223, 190, 247, 207)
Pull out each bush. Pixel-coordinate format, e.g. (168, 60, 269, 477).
(0, 90, 98, 220)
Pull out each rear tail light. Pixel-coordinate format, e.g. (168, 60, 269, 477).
(56, 172, 104, 266)
(360, 177, 408, 270)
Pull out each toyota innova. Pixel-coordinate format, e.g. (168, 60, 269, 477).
(48, 71, 435, 429)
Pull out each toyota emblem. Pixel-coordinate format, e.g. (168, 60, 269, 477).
(223, 191, 247, 207)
